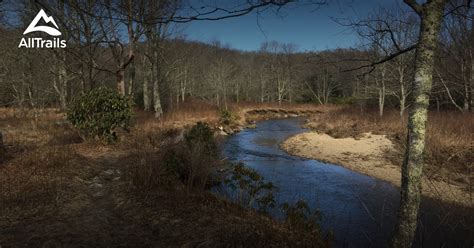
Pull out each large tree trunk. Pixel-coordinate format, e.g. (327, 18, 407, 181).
(391, 1, 446, 247)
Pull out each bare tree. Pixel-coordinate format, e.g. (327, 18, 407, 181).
(437, 0, 473, 112)
(391, 0, 450, 247)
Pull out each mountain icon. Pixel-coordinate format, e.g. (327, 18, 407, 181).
(23, 9, 61, 36)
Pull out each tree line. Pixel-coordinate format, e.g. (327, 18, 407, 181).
(0, 1, 471, 118)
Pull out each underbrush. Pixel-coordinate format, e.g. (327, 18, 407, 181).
(0, 105, 331, 246)
(306, 107, 473, 184)
(0, 146, 85, 218)
(125, 123, 329, 246)
(128, 122, 219, 192)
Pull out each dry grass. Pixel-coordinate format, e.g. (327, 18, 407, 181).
(306, 107, 474, 184)
(0, 103, 331, 247)
(0, 107, 82, 152)
(0, 146, 87, 221)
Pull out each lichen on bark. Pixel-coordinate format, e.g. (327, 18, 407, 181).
(391, 1, 447, 247)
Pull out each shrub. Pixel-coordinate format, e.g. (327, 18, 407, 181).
(67, 86, 132, 143)
(282, 199, 323, 236)
(162, 122, 218, 189)
(184, 122, 217, 157)
(162, 145, 187, 181)
(225, 162, 276, 212)
(219, 109, 239, 126)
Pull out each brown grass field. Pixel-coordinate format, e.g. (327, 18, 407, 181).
(0, 102, 332, 247)
(0, 102, 472, 246)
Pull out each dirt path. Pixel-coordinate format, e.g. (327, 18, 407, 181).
(281, 131, 473, 207)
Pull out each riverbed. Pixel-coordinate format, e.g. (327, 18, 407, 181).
(220, 117, 473, 247)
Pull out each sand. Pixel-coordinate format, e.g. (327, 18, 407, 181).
(281, 131, 472, 207)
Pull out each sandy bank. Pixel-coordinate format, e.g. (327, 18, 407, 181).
(281, 131, 472, 207)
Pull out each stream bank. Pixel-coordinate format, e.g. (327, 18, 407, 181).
(220, 117, 473, 247)
(281, 129, 472, 207)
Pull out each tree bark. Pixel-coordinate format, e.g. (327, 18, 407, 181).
(391, 1, 446, 247)
(153, 50, 163, 118)
(400, 74, 406, 121)
(116, 69, 126, 95)
(56, 50, 68, 110)
(143, 57, 151, 111)
(128, 60, 135, 98)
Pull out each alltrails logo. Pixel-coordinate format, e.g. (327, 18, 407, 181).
(19, 9, 67, 48)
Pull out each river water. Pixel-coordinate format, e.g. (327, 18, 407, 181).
(220, 117, 473, 247)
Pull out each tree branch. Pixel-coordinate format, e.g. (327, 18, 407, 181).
(342, 44, 417, 73)
(403, 0, 422, 15)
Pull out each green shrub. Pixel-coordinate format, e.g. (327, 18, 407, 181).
(162, 146, 187, 181)
(282, 199, 322, 235)
(163, 122, 218, 189)
(67, 86, 132, 143)
(219, 109, 239, 126)
(184, 122, 217, 157)
(225, 162, 276, 212)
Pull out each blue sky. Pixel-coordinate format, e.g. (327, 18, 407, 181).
(180, 0, 397, 52)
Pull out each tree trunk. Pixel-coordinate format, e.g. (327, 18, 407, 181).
(128, 60, 135, 98)
(153, 51, 163, 118)
(391, 1, 446, 247)
(116, 69, 126, 95)
(153, 78, 163, 118)
(143, 57, 151, 111)
(181, 67, 187, 102)
(400, 92, 406, 121)
(54, 51, 68, 110)
(463, 78, 470, 112)
(378, 66, 386, 117)
(436, 97, 441, 112)
(399, 71, 406, 121)
(379, 85, 385, 117)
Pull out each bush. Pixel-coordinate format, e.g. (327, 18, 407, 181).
(225, 162, 276, 212)
(219, 109, 239, 126)
(282, 199, 323, 236)
(184, 122, 217, 157)
(67, 87, 132, 143)
(163, 122, 218, 189)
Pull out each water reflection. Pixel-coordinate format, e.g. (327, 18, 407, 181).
(220, 118, 473, 247)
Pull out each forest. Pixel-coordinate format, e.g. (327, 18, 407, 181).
(0, 0, 473, 247)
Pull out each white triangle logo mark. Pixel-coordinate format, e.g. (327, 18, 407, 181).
(23, 9, 61, 36)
